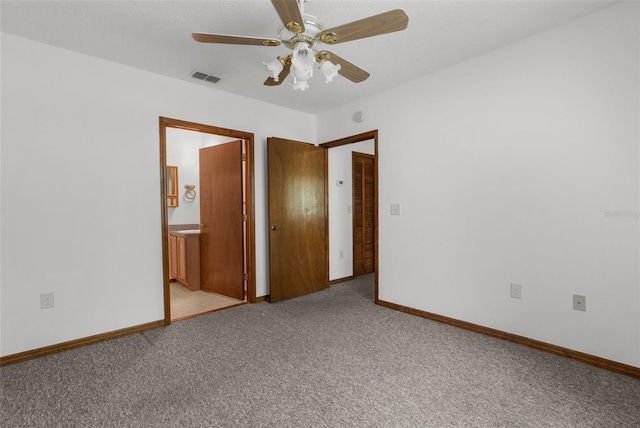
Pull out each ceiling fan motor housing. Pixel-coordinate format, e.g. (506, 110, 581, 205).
(278, 14, 325, 49)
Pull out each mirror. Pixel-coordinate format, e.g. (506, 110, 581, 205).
(166, 165, 178, 208)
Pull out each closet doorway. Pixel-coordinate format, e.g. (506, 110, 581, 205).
(159, 117, 256, 324)
(321, 130, 379, 300)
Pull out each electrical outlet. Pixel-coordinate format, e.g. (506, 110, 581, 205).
(573, 295, 586, 311)
(390, 204, 401, 215)
(339, 250, 344, 259)
(510, 283, 522, 299)
(40, 292, 55, 309)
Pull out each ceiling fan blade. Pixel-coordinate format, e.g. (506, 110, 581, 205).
(271, 0, 305, 33)
(264, 62, 292, 86)
(317, 51, 370, 83)
(192, 33, 281, 47)
(318, 9, 408, 45)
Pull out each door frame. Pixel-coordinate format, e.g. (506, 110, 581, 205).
(159, 117, 256, 325)
(320, 130, 379, 301)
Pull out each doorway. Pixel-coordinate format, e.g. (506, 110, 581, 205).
(159, 117, 256, 324)
(321, 130, 379, 301)
(265, 132, 378, 303)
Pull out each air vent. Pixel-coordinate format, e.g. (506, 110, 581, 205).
(191, 71, 220, 84)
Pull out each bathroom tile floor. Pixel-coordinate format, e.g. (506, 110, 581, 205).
(170, 283, 245, 321)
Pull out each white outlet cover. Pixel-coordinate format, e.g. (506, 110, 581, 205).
(390, 204, 401, 215)
(40, 292, 55, 309)
(510, 283, 522, 299)
(573, 294, 586, 311)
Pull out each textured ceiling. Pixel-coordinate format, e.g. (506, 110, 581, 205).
(1, 0, 619, 114)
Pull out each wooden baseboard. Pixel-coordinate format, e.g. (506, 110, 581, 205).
(376, 299, 640, 379)
(255, 295, 268, 303)
(0, 320, 165, 367)
(328, 275, 355, 286)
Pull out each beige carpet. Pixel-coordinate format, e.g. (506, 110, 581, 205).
(5, 274, 640, 427)
(170, 282, 245, 321)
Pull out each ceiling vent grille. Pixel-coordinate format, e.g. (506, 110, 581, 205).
(191, 71, 220, 84)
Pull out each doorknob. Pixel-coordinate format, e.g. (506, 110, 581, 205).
(271, 226, 280, 231)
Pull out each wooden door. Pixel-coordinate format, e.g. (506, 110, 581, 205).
(267, 137, 327, 302)
(199, 141, 245, 300)
(353, 153, 375, 276)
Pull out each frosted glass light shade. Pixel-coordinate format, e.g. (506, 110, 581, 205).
(292, 64, 313, 81)
(292, 79, 310, 91)
(292, 43, 315, 71)
(320, 61, 341, 82)
(263, 58, 284, 81)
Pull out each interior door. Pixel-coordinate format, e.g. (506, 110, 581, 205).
(353, 152, 375, 276)
(199, 141, 245, 300)
(267, 137, 327, 302)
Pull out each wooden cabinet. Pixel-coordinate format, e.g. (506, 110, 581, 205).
(176, 236, 188, 284)
(168, 232, 200, 290)
(168, 234, 178, 280)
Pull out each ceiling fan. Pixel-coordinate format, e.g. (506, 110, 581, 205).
(192, 0, 409, 91)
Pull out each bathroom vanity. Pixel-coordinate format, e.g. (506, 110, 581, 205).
(168, 229, 201, 290)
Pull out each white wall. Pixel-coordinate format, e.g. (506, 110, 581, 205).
(317, 3, 640, 367)
(166, 128, 202, 226)
(328, 140, 375, 280)
(0, 33, 315, 356)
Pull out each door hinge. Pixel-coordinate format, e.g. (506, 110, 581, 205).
(242, 153, 246, 161)
(243, 273, 248, 281)
(242, 214, 247, 222)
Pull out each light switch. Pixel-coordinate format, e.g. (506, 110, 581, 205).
(390, 204, 401, 215)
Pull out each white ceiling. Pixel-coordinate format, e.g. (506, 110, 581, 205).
(1, 0, 619, 114)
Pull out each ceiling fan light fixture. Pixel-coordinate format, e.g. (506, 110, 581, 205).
(289, 41, 316, 90)
(291, 42, 315, 70)
(291, 61, 312, 91)
(292, 64, 313, 80)
(263, 58, 285, 81)
(320, 60, 340, 83)
(292, 78, 310, 91)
